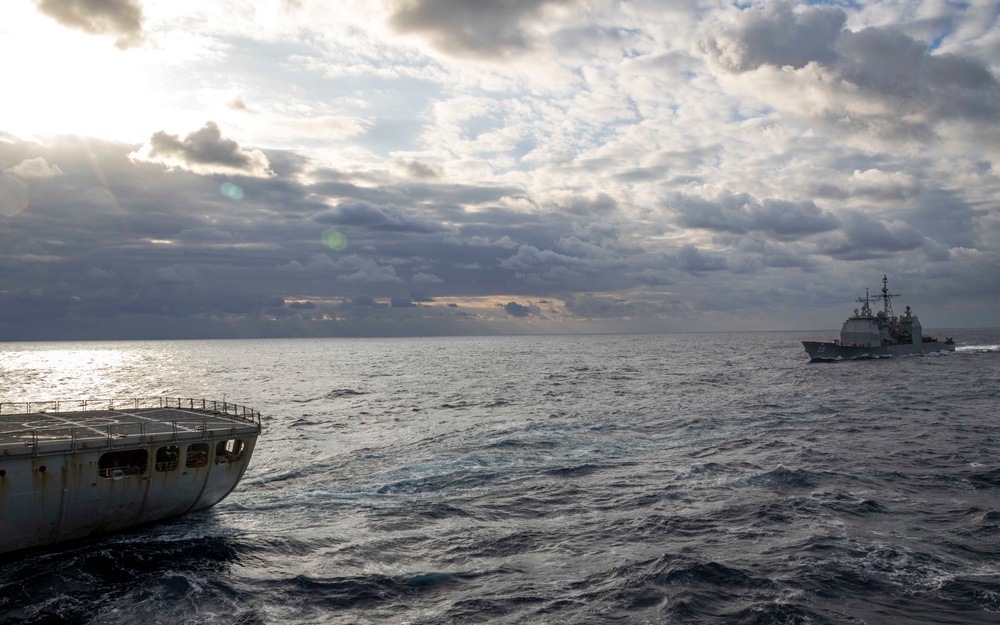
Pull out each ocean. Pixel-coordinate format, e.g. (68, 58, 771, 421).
(1, 330, 998, 624)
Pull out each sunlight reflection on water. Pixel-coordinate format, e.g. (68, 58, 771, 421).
(0, 344, 137, 400)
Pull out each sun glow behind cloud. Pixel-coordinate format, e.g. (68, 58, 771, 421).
(2, 6, 166, 141)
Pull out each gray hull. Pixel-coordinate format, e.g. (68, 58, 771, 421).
(0, 398, 261, 555)
(803, 340, 955, 361)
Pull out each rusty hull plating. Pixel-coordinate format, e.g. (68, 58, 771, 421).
(0, 398, 262, 555)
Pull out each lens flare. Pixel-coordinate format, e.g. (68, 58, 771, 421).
(0, 173, 29, 217)
(322, 228, 348, 251)
(220, 181, 244, 200)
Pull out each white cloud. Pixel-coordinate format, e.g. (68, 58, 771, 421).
(6, 157, 63, 178)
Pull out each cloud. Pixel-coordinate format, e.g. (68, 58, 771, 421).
(313, 201, 448, 233)
(6, 157, 63, 178)
(85, 267, 118, 283)
(0, 173, 29, 217)
(131, 122, 274, 177)
(675, 244, 727, 274)
(562, 294, 631, 318)
(8, 0, 1000, 345)
(386, 0, 575, 59)
(672, 193, 840, 240)
(154, 265, 202, 285)
(732, 237, 814, 270)
(834, 26, 1000, 124)
(34, 0, 145, 49)
(176, 226, 239, 242)
(280, 254, 404, 285)
(503, 301, 531, 317)
(338, 261, 403, 284)
(702, 2, 1000, 138)
(499, 244, 585, 271)
(228, 96, 255, 113)
(702, 1, 846, 73)
(817, 212, 931, 260)
(413, 272, 443, 283)
(846, 169, 923, 202)
(394, 159, 444, 180)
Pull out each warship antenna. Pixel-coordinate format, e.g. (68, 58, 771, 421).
(855, 288, 872, 317)
(877, 274, 899, 317)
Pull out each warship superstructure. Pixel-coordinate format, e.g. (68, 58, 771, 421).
(0, 397, 261, 555)
(803, 275, 955, 361)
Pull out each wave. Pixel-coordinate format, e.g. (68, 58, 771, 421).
(956, 344, 1000, 353)
(7, 332, 1000, 624)
(326, 388, 368, 399)
(745, 465, 826, 489)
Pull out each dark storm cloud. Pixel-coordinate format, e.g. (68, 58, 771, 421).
(672, 193, 840, 239)
(497, 244, 590, 283)
(0, 135, 321, 333)
(675, 244, 727, 274)
(34, 0, 145, 49)
(905, 189, 978, 250)
(731, 237, 815, 270)
(280, 254, 404, 285)
(175, 226, 238, 242)
(562, 293, 691, 320)
(2, 132, 979, 340)
(313, 201, 449, 233)
(751, 199, 842, 238)
(562, 294, 633, 319)
(386, 0, 574, 59)
(817, 212, 930, 261)
(492, 228, 650, 291)
(148, 123, 245, 167)
(703, 2, 1000, 131)
(503, 301, 530, 317)
(137, 122, 274, 177)
(835, 27, 1000, 124)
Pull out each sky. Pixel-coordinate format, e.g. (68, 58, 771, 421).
(1, 0, 999, 340)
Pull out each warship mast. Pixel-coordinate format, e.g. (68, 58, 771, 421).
(875, 274, 899, 318)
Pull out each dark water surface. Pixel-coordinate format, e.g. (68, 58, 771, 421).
(1, 331, 999, 624)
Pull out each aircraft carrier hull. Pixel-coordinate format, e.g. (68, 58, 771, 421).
(0, 398, 261, 555)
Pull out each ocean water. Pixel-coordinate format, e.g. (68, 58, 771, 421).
(1, 330, 999, 625)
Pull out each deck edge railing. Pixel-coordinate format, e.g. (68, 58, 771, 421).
(1, 397, 260, 426)
(0, 397, 262, 457)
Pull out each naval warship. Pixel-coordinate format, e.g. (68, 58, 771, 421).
(803, 275, 955, 361)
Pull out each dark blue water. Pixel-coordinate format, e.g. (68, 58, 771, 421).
(1, 331, 999, 624)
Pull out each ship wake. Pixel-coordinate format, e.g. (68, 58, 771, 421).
(955, 344, 1000, 353)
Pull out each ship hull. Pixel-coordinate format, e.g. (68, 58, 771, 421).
(0, 399, 261, 555)
(803, 340, 955, 362)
